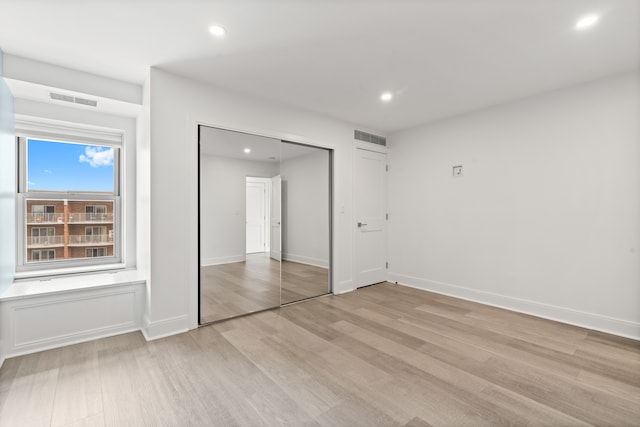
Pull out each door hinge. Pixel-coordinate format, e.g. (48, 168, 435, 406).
(386, 164, 389, 172)
(386, 213, 388, 220)
(386, 262, 388, 269)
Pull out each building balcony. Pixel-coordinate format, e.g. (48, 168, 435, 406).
(27, 236, 65, 248)
(68, 213, 114, 224)
(68, 235, 114, 246)
(26, 213, 64, 224)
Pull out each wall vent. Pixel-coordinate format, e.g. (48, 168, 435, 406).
(74, 97, 98, 107)
(50, 92, 98, 107)
(50, 92, 74, 103)
(354, 129, 386, 146)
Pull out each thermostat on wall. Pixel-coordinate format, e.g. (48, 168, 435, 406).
(453, 165, 463, 177)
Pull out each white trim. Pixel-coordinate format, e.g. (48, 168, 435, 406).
(200, 255, 245, 267)
(3, 269, 145, 301)
(333, 279, 355, 295)
(141, 315, 189, 341)
(388, 272, 640, 340)
(353, 139, 388, 154)
(14, 114, 123, 145)
(282, 254, 329, 269)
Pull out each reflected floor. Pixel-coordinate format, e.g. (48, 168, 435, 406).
(281, 260, 329, 305)
(200, 253, 328, 324)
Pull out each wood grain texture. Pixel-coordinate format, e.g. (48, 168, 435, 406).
(200, 253, 328, 323)
(1, 282, 638, 426)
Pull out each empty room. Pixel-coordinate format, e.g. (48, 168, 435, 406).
(0, 1, 638, 426)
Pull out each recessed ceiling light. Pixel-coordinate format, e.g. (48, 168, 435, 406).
(243, 148, 251, 154)
(380, 92, 393, 102)
(209, 25, 226, 37)
(575, 14, 599, 30)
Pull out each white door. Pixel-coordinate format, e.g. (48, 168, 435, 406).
(355, 148, 387, 287)
(246, 181, 266, 254)
(270, 175, 282, 261)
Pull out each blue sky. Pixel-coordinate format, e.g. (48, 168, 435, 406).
(27, 139, 114, 192)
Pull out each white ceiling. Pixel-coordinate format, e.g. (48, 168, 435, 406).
(200, 125, 323, 162)
(0, 0, 638, 133)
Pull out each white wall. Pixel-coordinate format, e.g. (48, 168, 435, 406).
(0, 50, 15, 295)
(137, 76, 151, 320)
(281, 149, 330, 267)
(200, 155, 278, 265)
(148, 68, 377, 335)
(4, 54, 141, 105)
(0, 49, 15, 367)
(388, 72, 640, 339)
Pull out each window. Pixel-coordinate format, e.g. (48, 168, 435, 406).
(17, 127, 122, 273)
(31, 205, 55, 222)
(32, 249, 56, 262)
(31, 227, 56, 244)
(85, 247, 107, 257)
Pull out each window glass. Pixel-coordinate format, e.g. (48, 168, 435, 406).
(27, 139, 114, 192)
(18, 135, 121, 272)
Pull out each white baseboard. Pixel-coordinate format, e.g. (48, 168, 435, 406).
(142, 314, 189, 341)
(200, 255, 245, 267)
(388, 272, 640, 340)
(282, 253, 329, 269)
(333, 279, 355, 295)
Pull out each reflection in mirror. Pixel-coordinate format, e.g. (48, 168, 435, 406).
(199, 126, 281, 323)
(280, 141, 331, 304)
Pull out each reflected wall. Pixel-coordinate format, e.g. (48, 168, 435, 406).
(280, 142, 331, 304)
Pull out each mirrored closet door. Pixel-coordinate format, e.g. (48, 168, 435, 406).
(198, 126, 331, 324)
(280, 141, 331, 304)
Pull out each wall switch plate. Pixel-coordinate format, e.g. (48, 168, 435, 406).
(453, 165, 463, 177)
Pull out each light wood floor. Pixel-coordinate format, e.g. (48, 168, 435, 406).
(1, 283, 639, 426)
(200, 253, 328, 323)
(281, 259, 329, 305)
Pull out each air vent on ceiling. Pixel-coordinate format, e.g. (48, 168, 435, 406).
(50, 92, 98, 107)
(354, 129, 386, 146)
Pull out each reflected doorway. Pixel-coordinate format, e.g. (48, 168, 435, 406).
(246, 177, 271, 255)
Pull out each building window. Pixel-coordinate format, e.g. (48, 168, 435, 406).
(31, 205, 56, 222)
(31, 249, 56, 262)
(17, 133, 122, 274)
(85, 247, 107, 257)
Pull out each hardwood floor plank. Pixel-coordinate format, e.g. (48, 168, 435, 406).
(1, 282, 639, 426)
(50, 340, 103, 427)
(0, 351, 60, 426)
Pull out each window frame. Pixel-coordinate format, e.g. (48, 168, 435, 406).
(15, 120, 124, 276)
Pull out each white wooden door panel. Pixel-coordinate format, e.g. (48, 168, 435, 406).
(355, 148, 387, 287)
(246, 181, 266, 254)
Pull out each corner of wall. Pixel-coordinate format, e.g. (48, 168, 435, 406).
(0, 48, 16, 368)
(141, 314, 189, 341)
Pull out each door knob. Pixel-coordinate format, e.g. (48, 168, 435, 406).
(357, 222, 367, 227)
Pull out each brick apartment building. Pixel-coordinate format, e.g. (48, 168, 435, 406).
(26, 200, 114, 262)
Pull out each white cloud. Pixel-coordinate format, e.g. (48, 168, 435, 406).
(28, 180, 36, 186)
(44, 169, 52, 174)
(79, 146, 114, 168)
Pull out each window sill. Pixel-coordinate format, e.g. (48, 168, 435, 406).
(1, 268, 146, 302)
